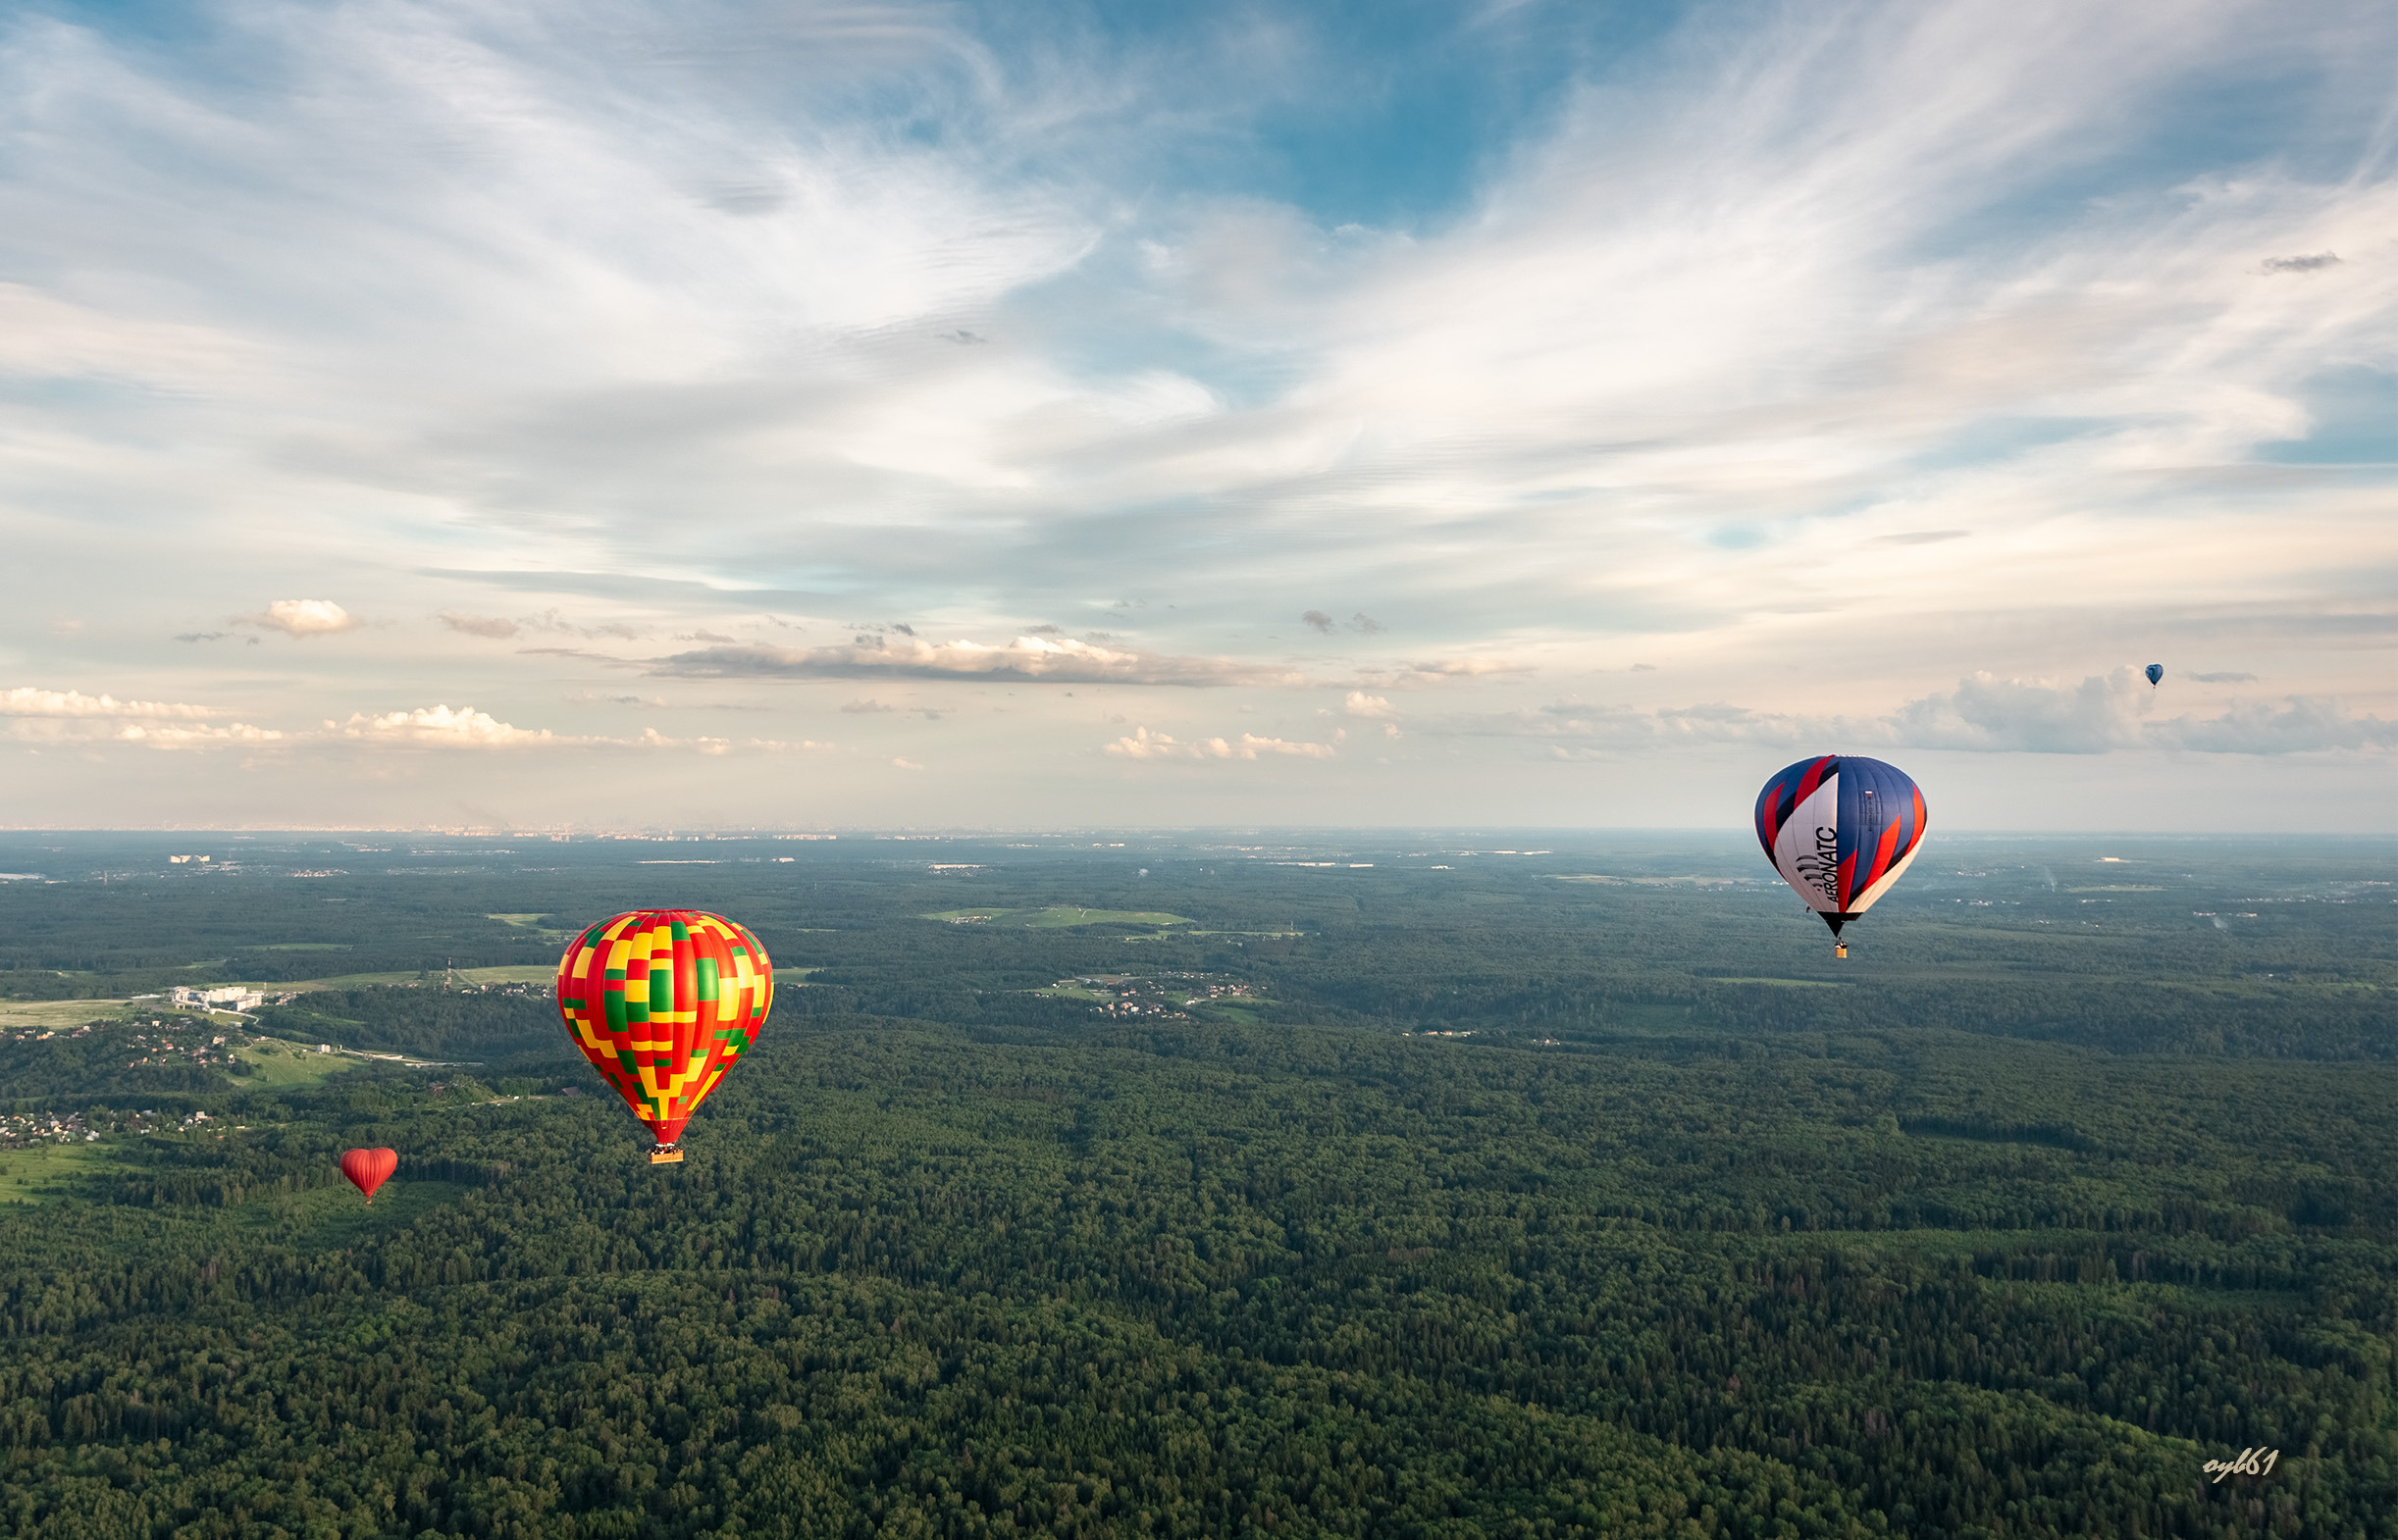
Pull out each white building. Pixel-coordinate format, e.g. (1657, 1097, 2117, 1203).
(170, 985, 264, 1012)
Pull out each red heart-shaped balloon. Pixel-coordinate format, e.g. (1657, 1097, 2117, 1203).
(339, 1148, 397, 1203)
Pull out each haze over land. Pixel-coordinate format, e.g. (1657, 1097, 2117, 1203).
(2, 0, 2393, 829)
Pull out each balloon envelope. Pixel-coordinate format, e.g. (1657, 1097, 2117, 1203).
(1754, 755, 1928, 935)
(555, 910, 773, 1149)
(2145, 663, 2163, 687)
(340, 1147, 397, 1203)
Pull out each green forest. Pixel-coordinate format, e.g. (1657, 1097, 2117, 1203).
(0, 830, 2389, 1538)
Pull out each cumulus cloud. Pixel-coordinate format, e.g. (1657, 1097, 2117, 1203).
(1105, 727, 1337, 760)
(2153, 698, 2397, 754)
(1880, 669, 2395, 753)
(333, 704, 557, 746)
(1300, 611, 1337, 635)
(5, 700, 832, 753)
(323, 704, 815, 752)
(112, 722, 287, 748)
(1, 687, 218, 719)
(1468, 670, 2396, 755)
(441, 611, 519, 639)
(0, 686, 283, 750)
(239, 599, 356, 638)
(1344, 692, 1395, 718)
(654, 636, 1306, 688)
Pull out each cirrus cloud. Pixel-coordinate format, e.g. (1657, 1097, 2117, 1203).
(654, 635, 1309, 689)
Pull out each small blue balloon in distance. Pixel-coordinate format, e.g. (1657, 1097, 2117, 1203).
(2144, 663, 2163, 689)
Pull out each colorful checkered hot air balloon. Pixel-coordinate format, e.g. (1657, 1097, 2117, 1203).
(1754, 755, 1928, 958)
(555, 910, 773, 1163)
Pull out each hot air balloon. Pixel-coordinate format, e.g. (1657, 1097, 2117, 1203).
(1754, 755, 1928, 958)
(340, 1147, 397, 1204)
(555, 910, 773, 1164)
(2145, 664, 2163, 690)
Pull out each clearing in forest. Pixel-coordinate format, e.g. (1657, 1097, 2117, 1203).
(921, 906, 1195, 929)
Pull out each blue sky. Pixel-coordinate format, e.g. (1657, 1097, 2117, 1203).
(1, 0, 2392, 830)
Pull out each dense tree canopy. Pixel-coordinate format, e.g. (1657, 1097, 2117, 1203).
(0, 831, 2387, 1536)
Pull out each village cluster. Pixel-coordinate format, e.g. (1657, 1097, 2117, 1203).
(0, 1106, 218, 1148)
(1066, 972, 1260, 1020)
(121, 1022, 241, 1070)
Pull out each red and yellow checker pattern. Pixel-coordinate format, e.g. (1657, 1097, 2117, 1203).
(555, 910, 773, 1148)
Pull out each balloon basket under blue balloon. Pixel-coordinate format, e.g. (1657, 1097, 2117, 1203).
(649, 1147, 685, 1165)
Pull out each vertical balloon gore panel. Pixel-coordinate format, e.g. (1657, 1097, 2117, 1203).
(554, 910, 773, 1153)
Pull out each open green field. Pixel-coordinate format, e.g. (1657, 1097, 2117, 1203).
(0, 1139, 126, 1204)
(232, 1038, 370, 1087)
(922, 905, 1194, 928)
(0, 998, 139, 1030)
(245, 963, 559, 991)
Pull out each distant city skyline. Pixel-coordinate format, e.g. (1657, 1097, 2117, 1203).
(2, 0, 2392, 830)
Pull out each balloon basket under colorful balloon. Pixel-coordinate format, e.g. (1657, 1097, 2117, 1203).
(649, 1146, 685, 1165)
(1834, 944, 1849, 959)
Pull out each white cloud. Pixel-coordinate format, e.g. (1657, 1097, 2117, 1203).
(1105, 726, 1336, 760)
(0, 687, 217, 718)
(240, 599, 356, 638)
(326, 704, 815, 752)
(113, 722, 287, 748)
(333, 704, 555, 746)
(0, 0, 2392, 824)
(1343, 691, 1395, 718)
(2153, 698, 2397, 754)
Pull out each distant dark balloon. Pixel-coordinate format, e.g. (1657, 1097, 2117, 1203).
(2145, 664, 2163, 689)
(1754, 755, 1928, 958)
(340, 1148, 396, 1204)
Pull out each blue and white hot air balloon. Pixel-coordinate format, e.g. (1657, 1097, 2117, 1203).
(2145, 664, 2163, 690)
(1753, 755, 1929, 958)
